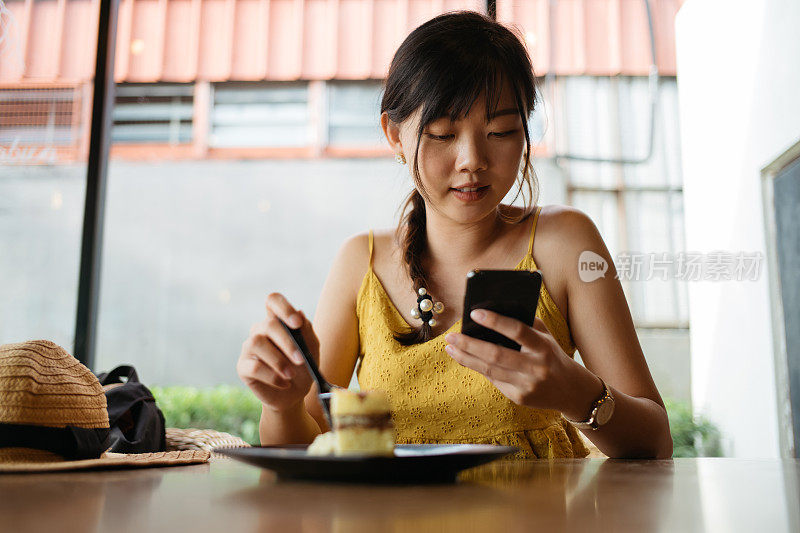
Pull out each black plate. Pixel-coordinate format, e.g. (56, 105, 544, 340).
(214, 444, 518, 484)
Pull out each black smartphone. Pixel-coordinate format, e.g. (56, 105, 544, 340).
(460, 269, 543, 351)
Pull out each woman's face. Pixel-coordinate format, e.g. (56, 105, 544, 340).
(387, 83, 527, 223)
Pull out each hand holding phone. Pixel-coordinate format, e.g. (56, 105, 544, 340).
(460, 269, 543, 351)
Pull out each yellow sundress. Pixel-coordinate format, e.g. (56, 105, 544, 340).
(355, 205, 590, 459)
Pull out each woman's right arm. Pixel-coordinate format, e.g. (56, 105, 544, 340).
(237, 233, 369, 445)
(302, 232, 369, 433)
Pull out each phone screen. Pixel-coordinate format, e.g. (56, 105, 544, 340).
(460, 269, 542, 351)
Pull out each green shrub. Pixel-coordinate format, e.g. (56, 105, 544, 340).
(150, 385, 262, 445)
(151, 386, 723, 456)
(665, 398, 723, 457)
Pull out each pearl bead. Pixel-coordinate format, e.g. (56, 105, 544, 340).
(433, 301, 444, 314)
(419, 299, 433, 312)
(418, 287, 427, 296)
(410, 307, 420, 319)
(428, 318, 437, 327)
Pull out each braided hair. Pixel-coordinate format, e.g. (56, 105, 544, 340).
(380, 11, 540, 346)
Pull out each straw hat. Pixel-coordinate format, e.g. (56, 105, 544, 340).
(0, 340, 209, 473)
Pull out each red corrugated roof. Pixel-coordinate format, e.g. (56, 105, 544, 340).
(497, 0, 684, 75)
(0, 0, 683, 85)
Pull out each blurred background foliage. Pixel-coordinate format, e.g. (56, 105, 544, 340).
(151, 385, 263, 445)
(664, 397, 723, 457)
(151, 386, 722, 457)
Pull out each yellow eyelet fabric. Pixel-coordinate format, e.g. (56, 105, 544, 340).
(356, 206, 591, 459)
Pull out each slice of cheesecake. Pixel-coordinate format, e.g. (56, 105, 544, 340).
(307, 389, 394, 456)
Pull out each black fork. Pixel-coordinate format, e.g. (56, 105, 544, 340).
(277, 318, 340, 429)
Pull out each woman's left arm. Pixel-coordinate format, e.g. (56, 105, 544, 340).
(558, 207, 672, 459)
(444, 207, 673, 459)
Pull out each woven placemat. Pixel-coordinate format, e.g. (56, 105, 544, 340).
(165, 428, 251, 458)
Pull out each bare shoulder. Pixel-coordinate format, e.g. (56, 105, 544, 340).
(371, 227, 401, 259)
(324, 227, 403, 307)
(539, 204, 609, 281)
(532, 204, 607, 319)
(328, 231, 373, 305)
(538, 204, 603, 251)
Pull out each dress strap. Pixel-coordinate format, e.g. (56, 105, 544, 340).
(527, 205, 542, 257)
(368, 229, 374, 270)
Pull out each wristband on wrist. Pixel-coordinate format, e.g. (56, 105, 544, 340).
(563, 376, 615, 431)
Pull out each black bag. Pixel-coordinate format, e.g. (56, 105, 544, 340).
(94, 365, 166, 454)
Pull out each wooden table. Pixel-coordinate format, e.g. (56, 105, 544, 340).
(1, 457, 799, 532)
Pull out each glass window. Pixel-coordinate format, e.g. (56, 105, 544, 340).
(0, 84, 87, 348)
(112, 83, 194, 144)
(552, 76, 686, 327)
(327, 80, 384, 146)
(210, 82, 309, 147)
(0, 87, 79, 149)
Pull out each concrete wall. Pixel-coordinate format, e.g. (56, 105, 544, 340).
(676, 0, 800, 458)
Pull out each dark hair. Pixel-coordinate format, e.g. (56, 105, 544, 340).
(380, 10, 541, 346)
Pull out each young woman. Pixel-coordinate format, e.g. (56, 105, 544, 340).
(237, 11, 672, 459)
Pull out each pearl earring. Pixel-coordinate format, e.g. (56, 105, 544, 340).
(410, 287, 445, 327)
(395, 153, 406, 165)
